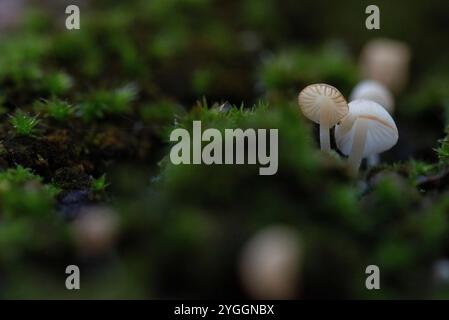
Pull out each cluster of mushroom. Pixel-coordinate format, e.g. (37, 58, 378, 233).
(298, 83, 398, 173)
(298, 38, 410, 174)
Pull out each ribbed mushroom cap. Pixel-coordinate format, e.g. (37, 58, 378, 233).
(335, 99, 398, 157)
(350, 80, 394, 113)
(298, 83, 348, 126)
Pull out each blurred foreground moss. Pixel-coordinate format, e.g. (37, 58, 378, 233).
(113, 104, 449, 299)
(3, 90, 449, 299)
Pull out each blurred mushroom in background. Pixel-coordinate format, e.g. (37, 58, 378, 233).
(433, 259, 449, 286)
(72, 206, 120, 256)
(350, 80, 394, 114)
(360, 38, 411, 94)
(0, 0, 26, 33)
(239, 225, 302, 299)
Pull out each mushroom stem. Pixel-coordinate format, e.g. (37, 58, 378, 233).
(319, 123, 330, 152)
(348, 119, 368, 173)
(367, 154, 380, 167)
(319, 105, 331, 152)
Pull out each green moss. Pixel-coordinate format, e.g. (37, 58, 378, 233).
(0, 165, 59, 220)
(436, 129, 449, 164)
(34, 98, 75, 121)
(9, 111, 41, 136)
(408, 159, 437, 184)
(91, 174, 109, 193)
(77, 84, 137, 121)
(42, 72, 73, 95)
(0, 165, 41, 184)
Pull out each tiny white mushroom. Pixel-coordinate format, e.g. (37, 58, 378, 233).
(298, 83, 348, 152)
(350, 80, 395, 166)
(335, 99, 399, 173)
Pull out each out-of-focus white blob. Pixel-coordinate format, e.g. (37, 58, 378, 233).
(0, 0, 26, 32)
(239, 225, 302, 299)
(433, 260, 449, 285)
(72, 206, 119, 256)
(360, 38, 411, 94)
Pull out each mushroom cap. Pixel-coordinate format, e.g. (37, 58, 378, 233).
(298, 83, 348, 126)
(350, 80, 395, 114)
(335, 99, 398, 157)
